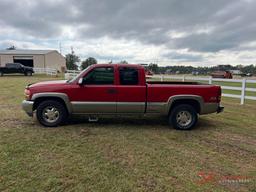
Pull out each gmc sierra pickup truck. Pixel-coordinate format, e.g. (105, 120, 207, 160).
(22, 64, 224, 130)
(0, 63, 34, 76)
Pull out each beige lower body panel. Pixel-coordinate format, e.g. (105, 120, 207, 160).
(200, 103, 219, 115)
(71, 101, 219, 115)
(147, 102, 167, 114)
(117, 102, 145, 113)
(71, 102, 146, 114)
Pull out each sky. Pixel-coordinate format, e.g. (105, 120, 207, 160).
(0, 0, 256, 66)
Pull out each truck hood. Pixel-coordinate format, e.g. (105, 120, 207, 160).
(29, 80, 67, 88)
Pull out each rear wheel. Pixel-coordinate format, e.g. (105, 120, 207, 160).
(169, 104, 198, 130)
(36, 100, 67, 127)
(27, 71, 32, 76)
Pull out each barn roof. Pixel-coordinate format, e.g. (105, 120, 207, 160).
(0, 50, 56, 55)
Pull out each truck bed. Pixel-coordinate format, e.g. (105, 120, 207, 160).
(147, 81, 203, 85)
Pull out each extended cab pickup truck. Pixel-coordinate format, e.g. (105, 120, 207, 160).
(0, 63, 34, 76)
(22, 64, 224, 130)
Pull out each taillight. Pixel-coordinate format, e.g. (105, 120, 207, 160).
(217, 87, 222, 102)
(24, 89, 31, 100)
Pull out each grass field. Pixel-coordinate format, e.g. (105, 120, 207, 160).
(0, 75, 256, 192)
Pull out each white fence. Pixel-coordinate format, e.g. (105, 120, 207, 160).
(34, 68, 58, 76)
(154, 75, 256, 105)
(64, 70, 81, 80)
(63, 70, 256, 105)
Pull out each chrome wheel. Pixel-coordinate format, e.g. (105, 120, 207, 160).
(42, 106, 60, 123)
(176, 111, 192, 127)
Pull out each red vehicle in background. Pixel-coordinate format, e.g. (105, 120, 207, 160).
(22, 64, 224, 130)
(211, 71, 233, 79)
(145, 69, 154, 76)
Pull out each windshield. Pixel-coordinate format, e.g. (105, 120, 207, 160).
(67, 66, 91, 83)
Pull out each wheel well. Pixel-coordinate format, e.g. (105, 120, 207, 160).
(169, 99, 201, 114)
(33, 97, 68, 112)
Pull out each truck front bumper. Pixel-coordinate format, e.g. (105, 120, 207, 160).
(22, 100, 34, 117)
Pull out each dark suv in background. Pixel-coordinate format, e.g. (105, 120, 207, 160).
(0, 63, 34, 76)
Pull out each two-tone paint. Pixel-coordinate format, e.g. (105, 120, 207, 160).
(22, 64, 223, 117)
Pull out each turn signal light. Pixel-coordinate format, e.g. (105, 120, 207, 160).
(24, 89, 31, 100)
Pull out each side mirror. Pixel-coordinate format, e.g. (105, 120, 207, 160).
(78, 78, 84, 85)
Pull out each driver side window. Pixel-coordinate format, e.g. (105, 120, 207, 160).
(84, 67, 114, 85)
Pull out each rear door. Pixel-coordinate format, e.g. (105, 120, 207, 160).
(116, 67, 146, 113)
(71, 66, 117, 114)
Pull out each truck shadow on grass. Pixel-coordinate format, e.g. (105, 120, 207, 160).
(64, 115, 217, 131)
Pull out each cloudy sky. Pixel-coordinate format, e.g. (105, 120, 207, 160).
(0, 0, 256, 66)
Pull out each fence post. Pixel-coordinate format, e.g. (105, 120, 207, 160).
(161, 75, 164, 82)
(241, 78, 246, 105)
(182, 75, 185, 82)
(209, 76, 212, 84)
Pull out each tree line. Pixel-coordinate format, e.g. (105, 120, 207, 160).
(65, 52, 256, 75)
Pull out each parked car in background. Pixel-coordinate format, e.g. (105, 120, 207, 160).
(240, 73, 253, 77)
(22, 64, 224, 130)
(145, 69, 154, 76)
(211, 71, 233, 79)
(0, 63, 34, 76)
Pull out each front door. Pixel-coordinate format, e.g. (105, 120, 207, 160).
(71, 66, 117, 114)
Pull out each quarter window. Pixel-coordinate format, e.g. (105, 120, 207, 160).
(84, 67, 114, 85)
(119, 67, 139, 85)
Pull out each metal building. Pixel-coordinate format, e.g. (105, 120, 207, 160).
(0, 50, 66, 72)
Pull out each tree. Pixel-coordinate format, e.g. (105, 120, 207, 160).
(81, 57, 97, 70)
(119, 60, 128, 64)
(65, 51, 80, 70)
(148, 63, 159, 74)
(6, 46, 16, 50)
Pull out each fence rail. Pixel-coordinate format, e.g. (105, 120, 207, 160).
(64, 70, 81, 80)
(154, 75, 256, 105)
(33, 68, 57, 76)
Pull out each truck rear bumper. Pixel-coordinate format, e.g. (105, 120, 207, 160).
(22, 100, 34, 117)
(217, 106, 224, 113)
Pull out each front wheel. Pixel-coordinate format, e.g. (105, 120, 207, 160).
(36, 100, 67, 127)
(0, 71, 3, 76)
(169, 104, 198, 130)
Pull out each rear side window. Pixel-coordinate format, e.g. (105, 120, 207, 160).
(84, 67, 114, 85)
(119, 67, 139, 85)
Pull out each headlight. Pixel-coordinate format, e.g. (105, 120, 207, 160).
(24, 89, 31, 100)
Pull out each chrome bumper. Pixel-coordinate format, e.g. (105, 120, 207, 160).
(22, 100, 34, 117)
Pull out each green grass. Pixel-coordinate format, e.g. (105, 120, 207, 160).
(0, 75, 256, 192)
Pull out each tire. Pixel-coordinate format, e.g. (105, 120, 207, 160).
(0, 72, 3, 77)
(27, 71, 32, 76)
(36, 100, 68, 127)
(24, 72, 28, 76)
(169, 104, 198, 130)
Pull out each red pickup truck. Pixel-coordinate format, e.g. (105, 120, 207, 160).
(22, 64, 224, 130)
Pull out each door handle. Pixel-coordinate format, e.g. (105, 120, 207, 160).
(107, 88, 117, 94)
